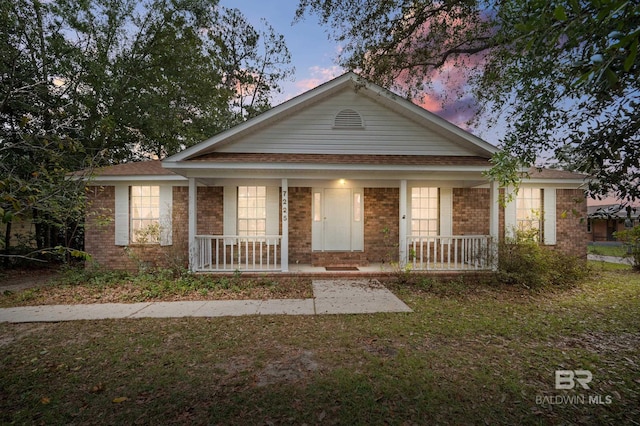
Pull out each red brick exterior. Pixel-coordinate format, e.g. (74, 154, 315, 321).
(84, 184, 587, 270)
(555, 189, 589, 258)
(453, 188, 491, 235)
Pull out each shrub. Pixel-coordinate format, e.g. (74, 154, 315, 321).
(496, 230, 588, 289)
(614, 225, 640, 271)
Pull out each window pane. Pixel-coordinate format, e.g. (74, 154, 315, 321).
(237, 186, 267, 236)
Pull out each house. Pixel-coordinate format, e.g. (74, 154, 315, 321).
(84, 72, 588, 273)
(587, 200, 639, 242)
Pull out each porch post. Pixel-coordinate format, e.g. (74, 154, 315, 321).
(188, 177, 197, 272)
(399, 179, 407, 266)
(281, 178, 289, 272)
(489, 179, 499, 271)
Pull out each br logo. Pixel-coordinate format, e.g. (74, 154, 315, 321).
(555, 370, 593, 390)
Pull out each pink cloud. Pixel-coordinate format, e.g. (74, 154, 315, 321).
(294, 65, 344, 92)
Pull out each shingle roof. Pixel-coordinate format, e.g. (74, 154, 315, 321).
(90, 160, 177, 176)
(190, 153, 492, 166)
(527, 167, 586, 180)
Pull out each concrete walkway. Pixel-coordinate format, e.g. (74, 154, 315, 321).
(0, 279, 412, 323)
(587, 254, 634, 265)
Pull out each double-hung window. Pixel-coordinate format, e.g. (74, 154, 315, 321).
(237, 186, 266, 236)
(411, 187, 439, 236)
(516, 188, 542, 238)
(130, 186, 160, 243)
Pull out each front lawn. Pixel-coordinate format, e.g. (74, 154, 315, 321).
(1, 265, 639, 424)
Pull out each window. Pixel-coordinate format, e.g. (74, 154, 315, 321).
(517, 188, 542, 237)
(411, 187, 439, 236)
(130, 186, 160, 243)
(238, 186, 266, 236)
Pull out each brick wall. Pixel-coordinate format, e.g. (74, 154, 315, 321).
(85, 184, 587, 270)
(555, 189, 588, 257)
(85, 185, 191, 271)
(453, 188, 491, 235)
(364, 188, 399, 264)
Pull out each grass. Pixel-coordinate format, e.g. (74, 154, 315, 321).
(1, 264, 639, 424)
(588, 243, 629, 257)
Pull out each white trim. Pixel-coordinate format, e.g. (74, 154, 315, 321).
(281, 179, 289, 272)
(543, 188, 557, 245)
(399, 180, 408, 265)
(188, 178, 197, 271)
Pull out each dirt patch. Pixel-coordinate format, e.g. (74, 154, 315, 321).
(0, 268, 60, 292)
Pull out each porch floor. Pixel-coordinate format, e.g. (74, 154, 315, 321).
(201, 263, 493, 277)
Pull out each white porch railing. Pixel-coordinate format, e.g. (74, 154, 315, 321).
(406, 235, 494, 271)
(194, 235, 282, 272)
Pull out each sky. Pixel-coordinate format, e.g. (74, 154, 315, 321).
(219, 0, 344, 104)
(218, 0, 503, 142)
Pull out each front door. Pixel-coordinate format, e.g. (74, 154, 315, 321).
(312, 187, 364, 252)
(323, 188, 352, 250)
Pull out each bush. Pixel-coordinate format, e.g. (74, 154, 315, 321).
(496, 230, 588, 289)
(614, 225, 640, 271)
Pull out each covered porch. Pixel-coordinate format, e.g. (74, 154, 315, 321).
(183, 175, 501, 274)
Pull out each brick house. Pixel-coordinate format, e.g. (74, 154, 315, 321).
(84, 72, 588, 272)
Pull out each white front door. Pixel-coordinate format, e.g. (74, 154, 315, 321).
(312, 187, 364, 252)
(323, 188, 352, 250)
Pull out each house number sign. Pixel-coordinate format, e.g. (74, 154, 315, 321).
(282, 190, 288, 222)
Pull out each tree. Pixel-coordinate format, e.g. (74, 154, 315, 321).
(296, 0, 640, 201)
(1, 0, 293, 263)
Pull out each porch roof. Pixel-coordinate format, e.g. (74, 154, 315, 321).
(186, 153, 492, 166)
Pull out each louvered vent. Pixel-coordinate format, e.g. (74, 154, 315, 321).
(334, 109, 364, 129)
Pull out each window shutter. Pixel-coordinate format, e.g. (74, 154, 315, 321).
(114, 185, 129, 246)
(504, 188, 517, 239)
(543, 188, 557, 245)
(159, 186, 173, 246)
(266, 186, 280, 237)
(439, 188, 453, 237)
(223, 186, 237, 238)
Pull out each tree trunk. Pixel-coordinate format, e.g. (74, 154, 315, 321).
(3, 221, 11, 268)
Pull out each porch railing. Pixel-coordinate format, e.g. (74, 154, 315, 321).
(194, 235, 282, 272)
(406, 235, 494, 271)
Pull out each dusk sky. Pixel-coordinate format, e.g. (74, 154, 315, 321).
(218, 0, 504, 143)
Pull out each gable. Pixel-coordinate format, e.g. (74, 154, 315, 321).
(166, 72, 498, 164)
(213, 88, 479, 156)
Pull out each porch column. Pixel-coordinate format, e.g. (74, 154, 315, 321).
(489, 179, 499, 271)
(281, 178, 289, 272)
(188, 177, 197, 272)
(399, 179, 407, 265)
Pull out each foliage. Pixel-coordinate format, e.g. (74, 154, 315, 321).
(296, 0, 640, 201)
(614, 225, 640, 271)
(496, 229, 589, 288)
(1, 0, 292, 262)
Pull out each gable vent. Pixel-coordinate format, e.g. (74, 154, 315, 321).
(334, 109, 364, 129)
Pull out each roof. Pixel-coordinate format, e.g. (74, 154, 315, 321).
(190, 153, 492, 166)
(588, 204, 640, 219)
(164, 72, 499, 164)
(79, 160, 185, 182)
(93, 161, 176, 176)
(527, 168, 586, 180)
